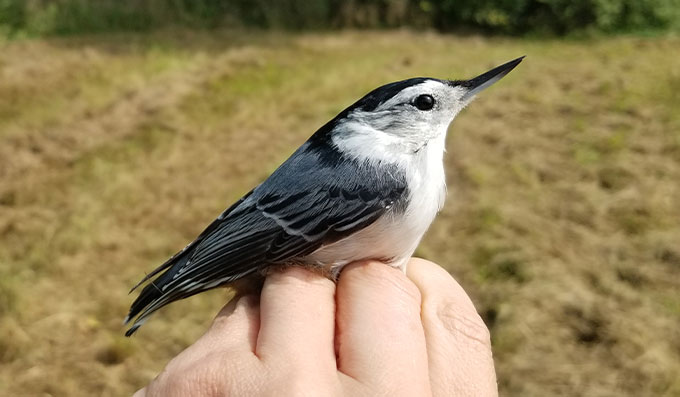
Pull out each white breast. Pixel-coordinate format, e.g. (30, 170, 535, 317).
(305, 133, 447, 275)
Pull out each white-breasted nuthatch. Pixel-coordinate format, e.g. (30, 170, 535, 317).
(125, 56, 524, 336)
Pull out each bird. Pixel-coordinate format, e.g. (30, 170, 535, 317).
(124, 56, 524, 336)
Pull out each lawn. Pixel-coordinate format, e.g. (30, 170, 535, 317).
(0, 30, 679, 396)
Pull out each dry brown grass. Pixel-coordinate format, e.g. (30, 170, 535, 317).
(0, 30, 679, 396)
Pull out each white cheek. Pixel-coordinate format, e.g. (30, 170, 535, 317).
(331, 120, 411, 166)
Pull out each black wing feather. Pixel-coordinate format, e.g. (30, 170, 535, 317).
(128, 189, 255, 293)
(125, 143, 407, 335)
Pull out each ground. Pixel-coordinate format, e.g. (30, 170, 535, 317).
(0, 30, 679, 396)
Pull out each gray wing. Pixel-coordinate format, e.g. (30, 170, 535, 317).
(125, 143, 407, 335)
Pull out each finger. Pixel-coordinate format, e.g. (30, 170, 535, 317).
(256, 266, 336, 366)
(335, 261, 430, 395)
(143, 295, 263, 397)
(201, 294, 261, 353)
(140, 294, 264, 397)
(407, 258, 497, 397)
(148, 295, 260, 385)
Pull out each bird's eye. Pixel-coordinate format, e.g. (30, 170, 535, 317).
(413, 94, 435, 111)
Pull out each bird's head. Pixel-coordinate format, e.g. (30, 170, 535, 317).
(325, 56, 524, 162)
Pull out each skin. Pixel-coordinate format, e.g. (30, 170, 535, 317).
(134, 258, 497, 396)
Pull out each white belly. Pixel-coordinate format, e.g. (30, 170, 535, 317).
(305, 135, 447, 276)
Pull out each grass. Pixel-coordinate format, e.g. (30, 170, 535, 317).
(1, 29, 679, 396)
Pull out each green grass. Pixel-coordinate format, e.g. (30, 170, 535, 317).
(0, 30, 679, 396)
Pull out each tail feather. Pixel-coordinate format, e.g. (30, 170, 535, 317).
(124, 277, 165, 325)
(128, 255, 177, 294)
(124, 251, 260, 336)
(124, 253, 191, 335)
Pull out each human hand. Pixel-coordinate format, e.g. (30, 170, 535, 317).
(134, 258, 497, 396)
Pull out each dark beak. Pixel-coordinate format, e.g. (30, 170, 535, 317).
(457, 56, 525, 101)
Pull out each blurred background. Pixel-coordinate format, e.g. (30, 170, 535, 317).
(1, 1, 679, 396)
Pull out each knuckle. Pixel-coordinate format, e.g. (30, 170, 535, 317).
(350, 261, 422, 303)
(435, 299, 492, 351)
(151, 355, 224, 397)
(211, 311, 235, 330)
(182, 359, 224, 396)
(237, 294, 259, 309)
(275, 372, 336, 396)
(261, 357, 336, 396)
(388, 274, 422, 307)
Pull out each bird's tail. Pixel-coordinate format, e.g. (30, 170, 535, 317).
(124, 253, 193, 336)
